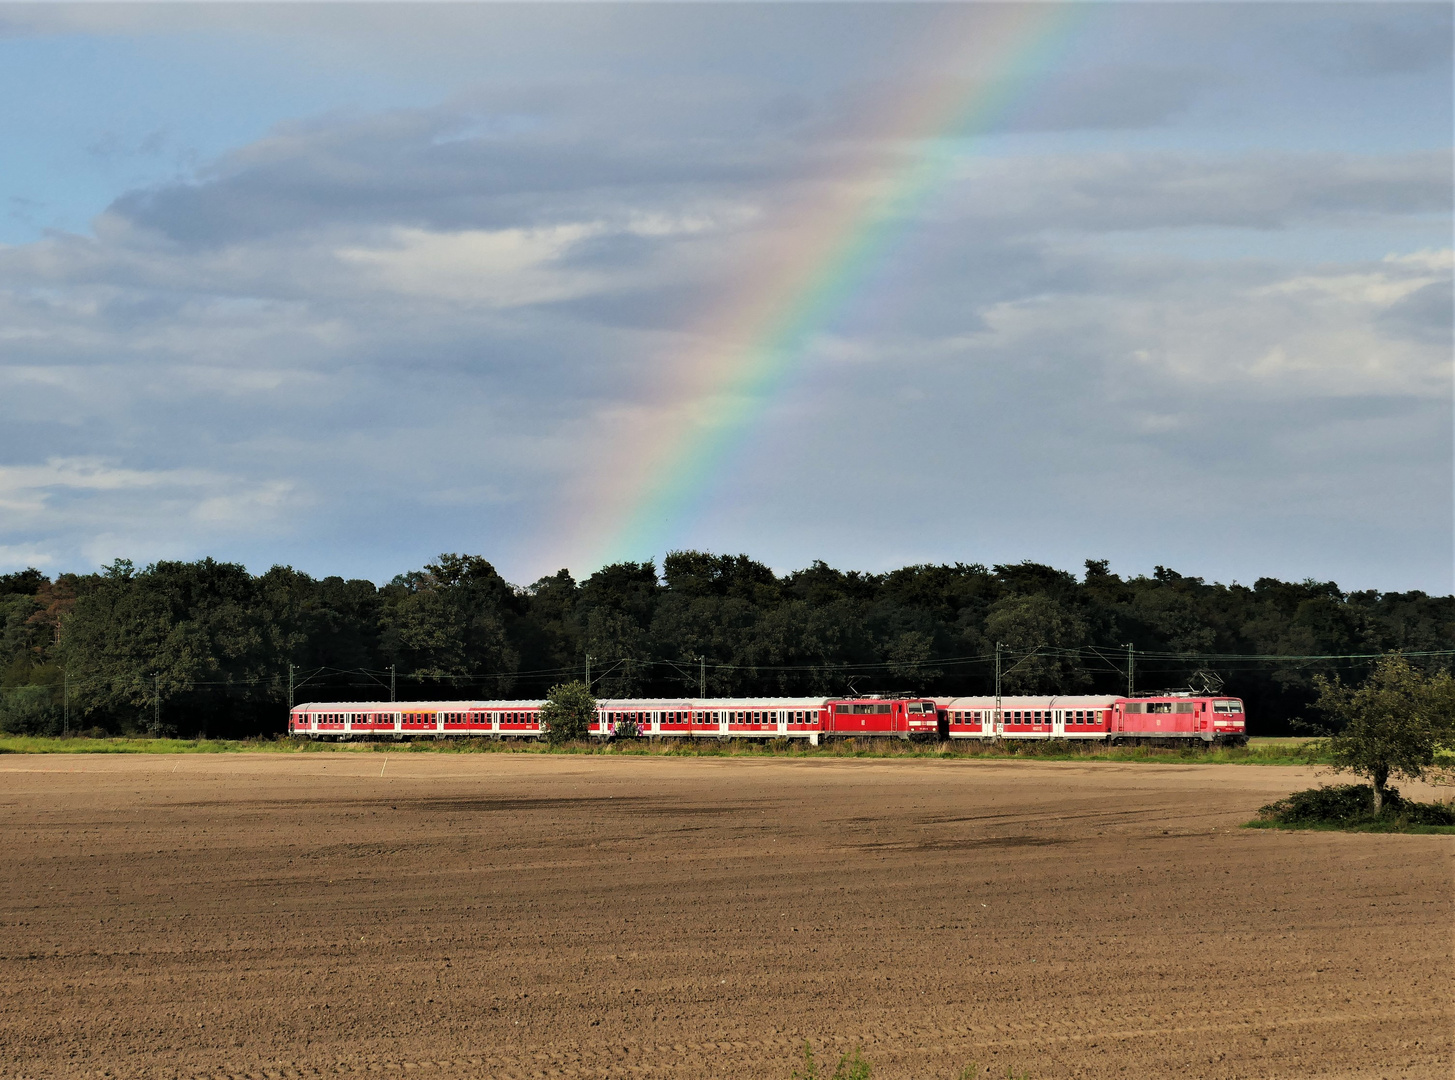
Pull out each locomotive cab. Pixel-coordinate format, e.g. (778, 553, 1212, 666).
(1210, 698, 1247, 744)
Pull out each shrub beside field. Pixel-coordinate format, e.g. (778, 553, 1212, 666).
(1251, 783, 1455, 834)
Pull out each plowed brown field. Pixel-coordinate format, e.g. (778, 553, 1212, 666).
(0, 753, 1450, 1080)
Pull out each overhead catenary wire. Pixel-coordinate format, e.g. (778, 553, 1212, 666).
(5, 646, 1450, 709)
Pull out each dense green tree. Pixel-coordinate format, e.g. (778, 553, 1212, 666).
(61, 559, 283, 735)
(984, 594, 1090, 693)
(381, 554, 519, 690)
(539, 679, 596, 744)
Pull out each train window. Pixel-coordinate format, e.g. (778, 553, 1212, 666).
(1174, 702, 1195, 713)
(1213, 700, 1242, 713)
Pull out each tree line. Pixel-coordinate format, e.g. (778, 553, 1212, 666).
(1, 551, 1451, 738)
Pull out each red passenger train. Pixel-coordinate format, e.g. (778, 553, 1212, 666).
(290, 693, 1245, 745)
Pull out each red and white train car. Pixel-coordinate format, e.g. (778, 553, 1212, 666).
(939, 696, 1117, 740)
(290, 695, 940, 743)
(937, 694, 1247, 744)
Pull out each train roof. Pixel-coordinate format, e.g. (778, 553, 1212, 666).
(296, 700, 546, 711)
(295, 696, 913, 711)
(936, 695, 1121, 709)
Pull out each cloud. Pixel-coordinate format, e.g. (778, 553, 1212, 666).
(336, 223, 635, 308)
(941, 151, 1451, 234)
(1327, 12, 1455, 77)
(0, 458, 306, 567)
(1007, 65, 1211, 132)
(0, 5, 1448, 589)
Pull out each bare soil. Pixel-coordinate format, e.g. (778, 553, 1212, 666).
(0, 754, 1450, 1080)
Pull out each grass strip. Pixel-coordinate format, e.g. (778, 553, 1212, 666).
(0, 733, 1329, 764)
(1244, 819, 1455, 834)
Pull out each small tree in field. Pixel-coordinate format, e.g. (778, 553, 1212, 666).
(539, 680, 597, 745)
(1315, 655, 1455, 814)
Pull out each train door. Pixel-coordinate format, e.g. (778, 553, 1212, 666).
(1052, 709, 1065, 737)
(776, 710, 788, 736)
(718, 709, 729, 738)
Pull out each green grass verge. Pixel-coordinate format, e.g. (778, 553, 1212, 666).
(1244, 819, 1455, 835)
(0, 732, 1329, 764)
(0, 734, 277, 754)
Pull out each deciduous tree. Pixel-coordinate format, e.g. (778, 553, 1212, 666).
(539, 680, 597, 744)
(1316, 654, 1455, 813)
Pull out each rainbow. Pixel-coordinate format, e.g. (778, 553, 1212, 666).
(557, 3, 1088, 574)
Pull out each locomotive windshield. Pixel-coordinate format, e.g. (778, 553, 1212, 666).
(1213, 699, 1244, 713)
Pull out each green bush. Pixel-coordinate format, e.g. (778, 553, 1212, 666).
(538, 680, 596, 744)
(0, 686, 63, 736)
(1258, 783, 1455, 826)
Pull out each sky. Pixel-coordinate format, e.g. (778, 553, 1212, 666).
(0, 2, 1450, 594)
